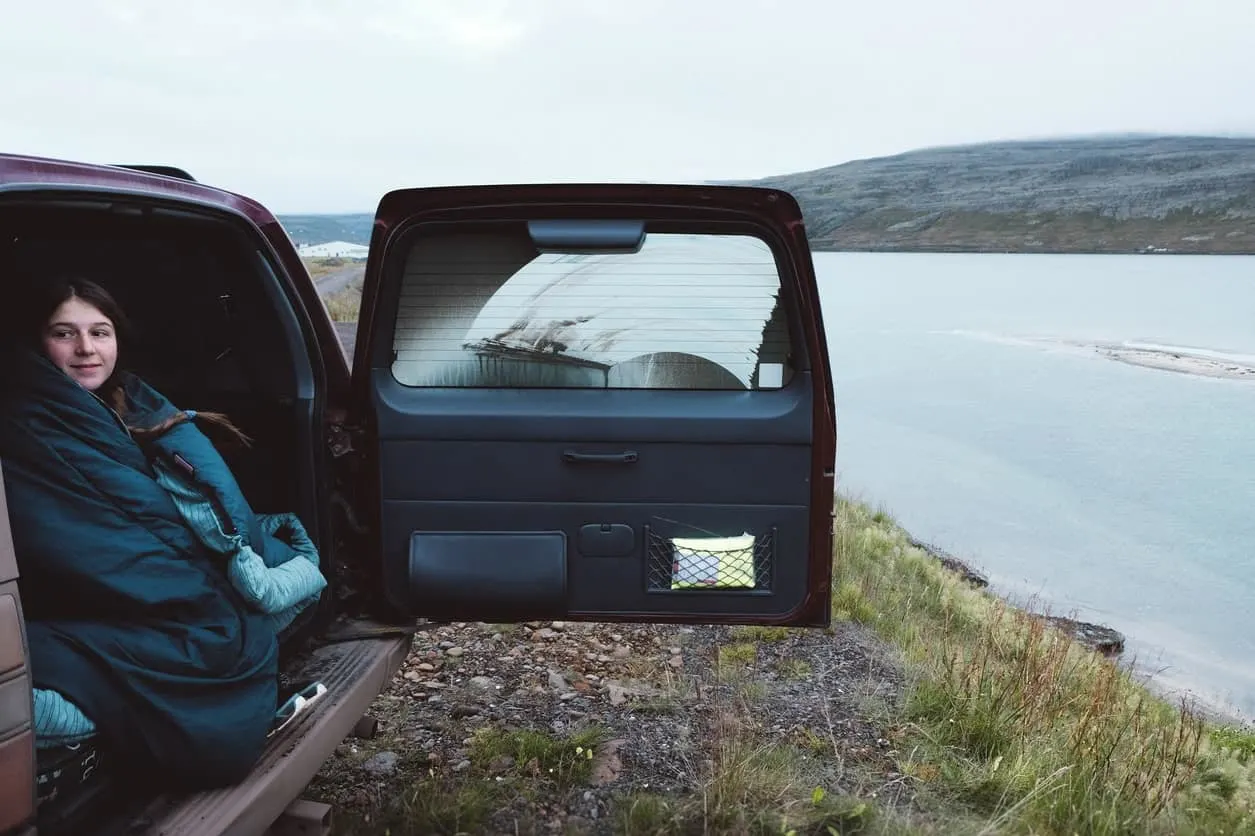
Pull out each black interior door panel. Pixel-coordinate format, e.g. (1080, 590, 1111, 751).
(356, 186, 836, 627)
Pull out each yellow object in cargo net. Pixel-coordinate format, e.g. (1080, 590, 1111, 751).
(670, 532, 756, 589)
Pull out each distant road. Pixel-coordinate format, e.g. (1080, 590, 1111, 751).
(316, 264, 364, 362)
(314, 264, 366, 296)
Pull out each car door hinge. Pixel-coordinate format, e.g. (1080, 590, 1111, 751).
(328, 422, 363, 458)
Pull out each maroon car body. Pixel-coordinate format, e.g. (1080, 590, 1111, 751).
(0, 152, 836, 835)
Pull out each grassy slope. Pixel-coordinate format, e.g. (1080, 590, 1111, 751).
(831, 499, 1255, 835)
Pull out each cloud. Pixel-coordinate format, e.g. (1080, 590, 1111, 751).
(3, 0, 1255, 211)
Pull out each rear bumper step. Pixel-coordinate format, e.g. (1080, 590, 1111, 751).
(132, 634, 410, 836)
(263, 799, 333, 836)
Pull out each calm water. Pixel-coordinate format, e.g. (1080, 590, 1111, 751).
(814, 252, 1255, 720)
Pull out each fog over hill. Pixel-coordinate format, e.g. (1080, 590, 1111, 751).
(280, 135, 1255, 254)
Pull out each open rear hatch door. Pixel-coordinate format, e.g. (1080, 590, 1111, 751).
(350, 184, 836, 627)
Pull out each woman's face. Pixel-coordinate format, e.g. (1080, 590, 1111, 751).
(42, 297, 118, 391)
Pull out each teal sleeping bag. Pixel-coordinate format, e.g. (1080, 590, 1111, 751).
(0, 346, 308, 789)
(147, 411, 327, 633)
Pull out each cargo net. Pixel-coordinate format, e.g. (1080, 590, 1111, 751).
(646, 527, 774, 591)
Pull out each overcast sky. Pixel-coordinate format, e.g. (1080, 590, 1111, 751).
(3, 0, 1253, 212)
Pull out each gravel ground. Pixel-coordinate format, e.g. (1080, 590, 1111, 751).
(305, 618, 912, 835)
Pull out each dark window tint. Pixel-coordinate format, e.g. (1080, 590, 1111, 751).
(390, 230, 793, 390)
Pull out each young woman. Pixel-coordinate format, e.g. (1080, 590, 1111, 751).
(37, 276, 244, 439)
(0, 276, 323, 791)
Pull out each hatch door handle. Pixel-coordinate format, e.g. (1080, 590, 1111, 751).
(563, 450, 638, 465)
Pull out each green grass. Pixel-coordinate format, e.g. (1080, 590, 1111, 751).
(719, 642, 759, 666)
(322, 284, 361, 322)
(301, 256, 350, 278)
(616, 741, 883, 836)
(777, 658, 814, 681)
(468, 725, 608, 790)
(329, 726, 609, 835)
(1211, 726, 1255, 765)
(333, 779, 498, 835)
(716, 641, 760, 683)
(732, 625, 794, 642)
(831, 498, 1255, 834)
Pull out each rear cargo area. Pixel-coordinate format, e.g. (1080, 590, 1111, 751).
(0, 192, 398, 835)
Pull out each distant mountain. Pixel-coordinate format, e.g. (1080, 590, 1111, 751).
(743, 135, 1255, 253)
(277, 136, 1255, 254)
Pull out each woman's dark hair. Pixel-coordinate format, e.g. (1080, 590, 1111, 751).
(13, 274, 251, 447)
(14, 273, 135, 355)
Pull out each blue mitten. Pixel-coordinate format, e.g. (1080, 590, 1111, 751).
(229, 514, 327, 616)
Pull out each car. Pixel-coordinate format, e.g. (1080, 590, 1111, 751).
(0, 153, 837, 836)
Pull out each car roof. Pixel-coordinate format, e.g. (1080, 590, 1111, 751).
(0, 152, 278, 228)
